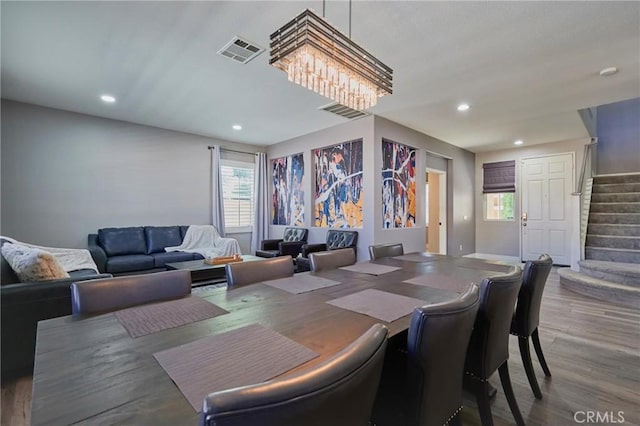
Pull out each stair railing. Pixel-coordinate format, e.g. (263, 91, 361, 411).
(572, 137, 597, 263)
(572, 137, 598, 196)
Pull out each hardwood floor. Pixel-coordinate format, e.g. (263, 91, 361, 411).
(2, 267, 638, 425)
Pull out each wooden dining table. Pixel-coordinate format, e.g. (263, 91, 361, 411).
(29, 254, 516, 425)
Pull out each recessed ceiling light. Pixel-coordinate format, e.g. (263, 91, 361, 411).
(457, 103, 470, 112)
(100, 94, 116, 103)
(232, 124, 242, 131)
(514, 140, 524, 145)
(599, 67, 618, 77)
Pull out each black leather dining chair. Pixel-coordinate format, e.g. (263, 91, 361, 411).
(199, 323, 389, 426)
(511, 254, 553, 399)
(464, 267, 525, 426)
(309, 248, 356, 272)
(225, 255, 294, 288)
(406, 284, 480, 426)
(70, 269, 191, 315)
(368, 243, 404, 260)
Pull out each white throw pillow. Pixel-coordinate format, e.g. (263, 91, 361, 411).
(1, 243, 70, 282)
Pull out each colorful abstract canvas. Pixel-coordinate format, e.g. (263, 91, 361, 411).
(382, 139, 416, 228)
(314, 139, 363, 228)
(272, 153, 304, 226)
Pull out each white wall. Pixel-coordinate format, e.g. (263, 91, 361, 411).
(266, 115, 477, 260)
(475, 138, 587, 258)
(1, 100, 260, 252)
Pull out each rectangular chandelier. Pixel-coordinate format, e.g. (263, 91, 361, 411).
(269, 9, 392, 111)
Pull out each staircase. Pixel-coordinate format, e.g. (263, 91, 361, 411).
(559, 173, 640, 308)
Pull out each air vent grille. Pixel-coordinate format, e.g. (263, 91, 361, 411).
(217, 36, 264, 64)
(319, 102, 370, 119)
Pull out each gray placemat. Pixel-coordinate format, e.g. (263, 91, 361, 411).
(263, 272, 341, 294)
(403, 273, 476, 293)
(115, 297, 228, 338)
(153, 324, 318, 412)
(327, 289, 426, 322)
(339, 263, 401, 276)
(392, 253, 441, 263)
(455, 258, 515, 273)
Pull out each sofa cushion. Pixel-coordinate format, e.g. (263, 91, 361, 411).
(179, 226, 190, 240)
(145, 226, 182, 254)
(151, 251, 195, 268)
(1, 239, 20, 285)
(105, 255, 155, 274)
(1, 243, 70, 282)
(99, 227, 147, 257)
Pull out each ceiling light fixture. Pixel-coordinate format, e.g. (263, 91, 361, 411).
(269, 4, 392, 111)
(457, 103, 470, 112)
(100, 94, 116, 103)
(232, 124, 242, 130)
(599, 67, 618, 77)
(514, 139, 524, 145)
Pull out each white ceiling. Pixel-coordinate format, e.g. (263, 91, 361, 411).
(2, 1, 638, 152)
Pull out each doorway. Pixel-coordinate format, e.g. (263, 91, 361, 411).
(425, 168, 447, 254)
(521, 153, 574, 265)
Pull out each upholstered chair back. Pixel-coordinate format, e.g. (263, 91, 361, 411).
(512, 254, 553, 337)
(407, 285, 479, 426)
(309, 248, 356, 272)
(226, 256, 294, 288)
(325, 230, 358, 250)
(283, 228, 308, 243)
(368, 243, 404, 260)
(71, 269, 191, 315)
(200, 324, 388, 426)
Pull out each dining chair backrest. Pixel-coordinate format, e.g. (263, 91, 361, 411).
(226, 256, 294, 288)
(368, 243, 404, 260)
(407, 284, 480, 426)
(200, 324, 389, 426)
(512, 254, 553, 337)
(309, 248, 356, 272)
(70, 269, 191, 315)
(465, 267, 523, 379)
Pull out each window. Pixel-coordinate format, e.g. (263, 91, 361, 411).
(482, 160, 515, 221)
(485, 193, 515, 220)
(220, 160, 255, 231)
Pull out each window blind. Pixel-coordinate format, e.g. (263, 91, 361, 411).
(482, 160, 515, 193)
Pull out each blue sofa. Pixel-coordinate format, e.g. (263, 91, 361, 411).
(88, 226, 204, 275)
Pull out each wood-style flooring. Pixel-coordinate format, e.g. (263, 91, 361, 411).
(2, 267, 639, 425)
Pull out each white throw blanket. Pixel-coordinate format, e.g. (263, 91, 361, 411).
(1, 236, 99, 273)
(165, 225, 241, 258)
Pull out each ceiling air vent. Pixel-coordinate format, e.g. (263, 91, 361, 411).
(217, 36, 264, 64)
(319, 102, 370, 120)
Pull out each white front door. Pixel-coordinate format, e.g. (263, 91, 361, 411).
(521, 153, 574, 265)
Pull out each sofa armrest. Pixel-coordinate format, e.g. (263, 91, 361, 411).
(260, 239, 283, 251)
(279, 241, 306, 257)
(88, 234, 107, 273)
(301, 243, 327, 258)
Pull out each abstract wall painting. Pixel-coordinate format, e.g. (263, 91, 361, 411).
(382, 138, 416, 228)
(271, 153, 305, 226)
(314, 139, 363, 228)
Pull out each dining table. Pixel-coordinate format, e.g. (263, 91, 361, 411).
(29, 253, 516, 425)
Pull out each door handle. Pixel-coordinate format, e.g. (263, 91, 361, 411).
(521, 212, 528, 222)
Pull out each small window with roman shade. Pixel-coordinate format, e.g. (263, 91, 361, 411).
(483, 160, 515, 220)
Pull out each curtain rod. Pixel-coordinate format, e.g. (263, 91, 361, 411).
(208, 146, 261, 156)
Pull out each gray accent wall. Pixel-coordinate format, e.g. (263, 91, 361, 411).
(1, 100, 259, 252)
(266, 115, 476, 260)
(596, 97, 640, 175)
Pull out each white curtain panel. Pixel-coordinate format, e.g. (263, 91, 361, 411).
(210, 146, 226, 237)
(251, 152, 270, 253)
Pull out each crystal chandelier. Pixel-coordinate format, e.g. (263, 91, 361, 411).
(269, 8, 392, 111)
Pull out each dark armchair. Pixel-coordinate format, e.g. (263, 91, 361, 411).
(296, 230, 358, 272)
(255, 228, 308, 259)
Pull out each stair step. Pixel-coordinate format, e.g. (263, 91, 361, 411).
(588, 213, 640, 224)
(587, 224, 640, 236)
(593, 173, 640, 185)
(586, 235, 640, 250)
(559, 268, 640, 308)
(592, 182, 640, 193)
(591, 192, 640, 203)
(585, 247, 640, 264)
(578, 260, 640, 286)
(589, 202, 640, 213)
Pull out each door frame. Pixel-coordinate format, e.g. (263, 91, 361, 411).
(519, 151, 576, 265)
(426, 167, 448, 255)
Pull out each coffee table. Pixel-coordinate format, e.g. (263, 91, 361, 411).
(166, 255, 266, 286)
